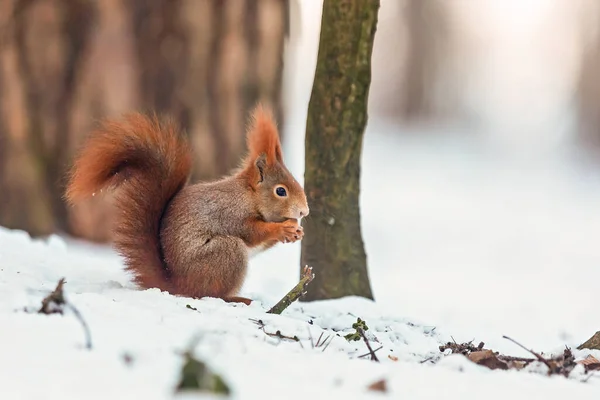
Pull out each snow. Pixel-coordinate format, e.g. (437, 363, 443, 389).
(2, 120, 600, 399)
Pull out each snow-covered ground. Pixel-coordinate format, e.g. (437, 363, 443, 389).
(2, 120, 600, 399)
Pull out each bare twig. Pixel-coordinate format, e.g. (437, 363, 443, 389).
(306, 326, 334, 352)
(263, 328, 300, 342)
(358, 325, 379, 362)
(321, 335, 334, 352)
(315, 331, 325, 347)
(38, 278, 92, 349)
(583, 371, 596, 383)
(308, 327, 315, 349)
(67, 304, 92, 350)
(502, 335, 552, 371)
(345, 318, 379, 362)
(267, 266, 315, 314)
(250, 318, 301, 344)
(497, 355, 536, 363)
(358, 346, 383, 359)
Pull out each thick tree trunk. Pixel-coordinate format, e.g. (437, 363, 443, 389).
(0, 0, 96, 236)
(300, 0, 378, 301)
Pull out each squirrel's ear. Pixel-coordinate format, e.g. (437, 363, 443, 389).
(244, 152, 267, 188)
(255, 153, 267, 184)
(246, 103, 283, 166)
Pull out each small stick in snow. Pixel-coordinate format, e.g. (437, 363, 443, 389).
(266, 265, 315, 315)
(38, 278, 66, 314)
(308, 329, 333, 351)
(263, 329, 300, 342)
(582, 371, 596, 383)
(358, 325, 379, 362)
(66, 303, 93, 350)
(345, 318, 379, 362)
(320, 335, 334, 352)
(250, 319, 302, 345)
(38, 278, 92, 350)
(315, 331, 325, 347)
(502, 335, 552, 371)
(307, 327, 315, 349)
(358, 346, 383, 359)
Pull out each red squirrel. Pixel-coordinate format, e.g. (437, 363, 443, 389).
(65, 104, 309, 305)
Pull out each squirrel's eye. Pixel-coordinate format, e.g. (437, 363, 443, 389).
(275, 186, 287, 197)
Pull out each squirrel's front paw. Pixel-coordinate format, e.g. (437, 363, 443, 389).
(278, 219, 304, 243)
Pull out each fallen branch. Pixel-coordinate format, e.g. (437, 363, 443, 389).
(250, 318, 301, 343)
(440, 336, 590, 378)
(38, 278, 92, 350)
(267, 265, 314, 314)
(502, 335, 553, 372)
(263, 329, 300, 342)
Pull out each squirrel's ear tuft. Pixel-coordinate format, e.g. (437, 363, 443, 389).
(246, 103, 283, 166)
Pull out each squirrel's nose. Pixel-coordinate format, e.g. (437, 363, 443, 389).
(299, 206, 309, 218)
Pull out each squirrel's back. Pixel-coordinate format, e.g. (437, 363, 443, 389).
(66, 113, 192, 290)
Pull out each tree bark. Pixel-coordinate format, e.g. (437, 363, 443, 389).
(0, 0, 96, 236)
(300, 0, 378, 301)
(126, 0, 287, 181)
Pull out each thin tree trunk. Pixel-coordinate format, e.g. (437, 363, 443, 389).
(577, 8, 600, 146)
(401, 0, 448, 120)
(300, 0, 378, 301)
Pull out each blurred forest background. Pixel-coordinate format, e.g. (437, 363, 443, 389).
(1, 0, 600, 243)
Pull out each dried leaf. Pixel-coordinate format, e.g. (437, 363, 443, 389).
(506, 360, 527, 370)
(468, 350, 509, 370)
(578, 355, 600, 371)
(367, 379, 387, 393)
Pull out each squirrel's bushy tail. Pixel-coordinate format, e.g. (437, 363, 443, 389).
(66, 113, 192, 291)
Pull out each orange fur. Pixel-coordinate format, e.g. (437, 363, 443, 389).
(246, 104, 283, 166)
(65, 113, 192, 291)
